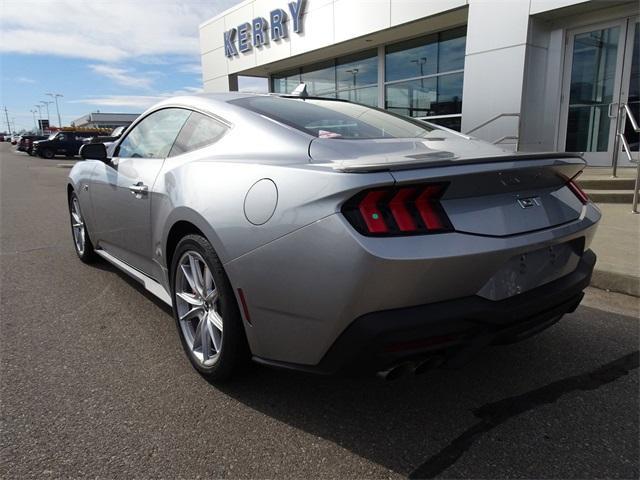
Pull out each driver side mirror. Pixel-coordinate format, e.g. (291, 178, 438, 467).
(80, 142, 108, 162)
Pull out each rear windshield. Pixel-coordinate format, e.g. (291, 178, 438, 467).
(229, 96, 435, 139)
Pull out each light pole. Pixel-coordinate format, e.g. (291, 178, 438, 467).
(30, 109, 38, 132)
(40, 101, 53, 123)
(410, 57, 427, 87)
(345, 68, 359, 102)
(46, 93, 63, 127)
(34, 105, 43, 133)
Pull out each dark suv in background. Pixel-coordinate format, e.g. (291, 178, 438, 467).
(33, 131, 103, 159)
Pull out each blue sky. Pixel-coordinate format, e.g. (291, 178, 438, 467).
(0, 0, 264, 132)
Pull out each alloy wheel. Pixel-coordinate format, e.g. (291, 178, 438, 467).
(70, 196, 85, 255)
(174, 251, 223, 367)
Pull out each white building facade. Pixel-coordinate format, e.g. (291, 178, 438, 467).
(200, 0, 639, 166)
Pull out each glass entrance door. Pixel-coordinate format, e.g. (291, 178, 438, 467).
(561, 18, 639, 166)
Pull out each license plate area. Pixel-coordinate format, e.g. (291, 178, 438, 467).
(477, 239, 584, 301)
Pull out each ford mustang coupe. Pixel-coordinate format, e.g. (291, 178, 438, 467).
(68, 92, 600, 381)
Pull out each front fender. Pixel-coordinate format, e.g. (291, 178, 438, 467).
(67, 161, 99, 236)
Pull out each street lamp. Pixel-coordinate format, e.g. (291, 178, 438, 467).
(410, 57, 427, 87)
(30, 109, 38, 132)
(46, 93, 63, 128)
(40, 100, 53, 123)
(345, 68, 359, 101)
(34, 105, 43, 133)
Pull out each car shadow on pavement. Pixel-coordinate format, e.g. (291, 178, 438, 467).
(214, 307, 639, 478)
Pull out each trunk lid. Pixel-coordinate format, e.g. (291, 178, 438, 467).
(310, 132, 587, 237)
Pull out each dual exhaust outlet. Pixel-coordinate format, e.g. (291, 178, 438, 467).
(377, 355, 445, 381)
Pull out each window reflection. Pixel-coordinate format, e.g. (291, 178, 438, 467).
(270, 26, 466, 130)
(336, 50, 378, 90)
(386, 34, 437, 82)
(337, 86, 378, 107)
(301, 60, 335, 96)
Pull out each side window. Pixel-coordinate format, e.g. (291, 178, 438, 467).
(117, 108, 190, 159)
(170, 111, 228, 157)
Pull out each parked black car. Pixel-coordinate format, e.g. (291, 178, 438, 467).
(33, 131, 103, 159)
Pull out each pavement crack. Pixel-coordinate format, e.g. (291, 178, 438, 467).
(409, 351, 640, 479)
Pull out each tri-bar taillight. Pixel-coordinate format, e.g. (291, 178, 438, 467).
(567, 176, 589, 205)
(342, 183, 453, 236)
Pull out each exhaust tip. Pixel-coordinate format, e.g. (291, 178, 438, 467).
(377, 362, 412, 381)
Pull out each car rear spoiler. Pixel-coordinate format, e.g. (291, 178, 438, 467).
(324, 152, 585, 173)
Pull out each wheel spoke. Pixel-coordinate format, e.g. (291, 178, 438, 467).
(71, 212, 82, 224)
(188, 254, 205, 298)
(180, 263, 198, 295)
(209, 309, 223, 332)
(192, 318, 203, 351)
(205, 288, 218, 303)
(201, 317, 210, 361)
(179, 306, 203, 323)
(206, 319, 222, 352)
(176, 291, 203, 307)
(204, 267, 214, 294)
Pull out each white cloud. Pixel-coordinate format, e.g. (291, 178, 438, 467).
(15, 76, 36, 84)
(89, 64, 154, 89)
(0, 0, 240, 62)
(178, 63, 203, 75)
(70, 86, 204, 109)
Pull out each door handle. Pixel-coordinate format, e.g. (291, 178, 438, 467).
(608, 102, 619, 118)
(129, 182, 149, 195)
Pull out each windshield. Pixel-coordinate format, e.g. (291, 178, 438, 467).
(229, 96, 435, 139)
(48, 133, 58, 140)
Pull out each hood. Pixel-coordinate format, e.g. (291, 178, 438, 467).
(308, 129, 533, 172)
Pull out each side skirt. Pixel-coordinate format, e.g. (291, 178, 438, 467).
(95, 249, 172, 306)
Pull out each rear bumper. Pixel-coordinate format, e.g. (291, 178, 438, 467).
(254, 249, 595, 375)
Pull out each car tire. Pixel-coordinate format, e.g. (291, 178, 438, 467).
(42, 149, 55, 159)
(68, 191, 97, 263)
(170, 234, 250, 382)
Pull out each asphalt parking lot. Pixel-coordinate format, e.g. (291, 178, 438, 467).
(1, 142, 638, 479)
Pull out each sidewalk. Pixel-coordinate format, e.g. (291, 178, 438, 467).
(589, 202, 640, 297)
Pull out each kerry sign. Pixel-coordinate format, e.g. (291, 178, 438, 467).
(223, 0, 305, 57)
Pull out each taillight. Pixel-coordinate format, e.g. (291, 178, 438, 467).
(567, 174, 589, 205)
(342, 183, 452, 236)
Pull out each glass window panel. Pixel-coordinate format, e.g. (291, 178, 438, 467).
(170, 112, 227, 157)
(230, 96, 436, 139)
(337, 86, 378, 107)
(566, 105, 611, 152)
(565, 26, 620, 152)
(386, 34, 437, 82)
(118, 108, 190, 159)
(272, 69, 300, 94)
(438, 27, 466, 72)
(426, 116, 461, 131)
(384, 77, 437, 117)
(434, 72, 464, 115)
(302, 61, 336, 96)
(336, 50, 378, 90)
(568, 27, 620, 105)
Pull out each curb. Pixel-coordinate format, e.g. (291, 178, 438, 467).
(591, 268, 640, 298)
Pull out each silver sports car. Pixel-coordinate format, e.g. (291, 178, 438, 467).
(68, 91, 600, 381)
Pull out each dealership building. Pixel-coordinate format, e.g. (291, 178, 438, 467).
(199, 0, 639, 166)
